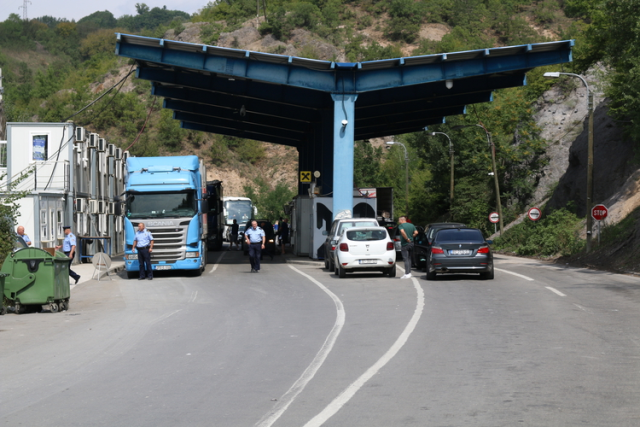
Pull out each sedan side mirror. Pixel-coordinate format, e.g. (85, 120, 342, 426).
(486, 240, 493, 245)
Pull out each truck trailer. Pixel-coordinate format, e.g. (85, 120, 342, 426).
(123, 156, 208, 278)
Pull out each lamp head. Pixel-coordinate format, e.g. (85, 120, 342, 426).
(543, 72, 561, 79)
(386, 141, 396, 146)
(445, 79, 453, 89)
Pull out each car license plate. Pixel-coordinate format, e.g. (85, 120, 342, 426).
(449, 250, 471, 255)
(359, 259, 377, 265)
(155, 265, 172, 270)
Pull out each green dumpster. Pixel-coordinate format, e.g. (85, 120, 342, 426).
(0, 273, 8, 315)
(1, 248, 71, 314)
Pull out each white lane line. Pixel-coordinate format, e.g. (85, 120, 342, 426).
(208, 251, 226, 274)
(254, 265, 346, 427)
(302, 274, 425, 427)
(546, 286, 567, 297)
(495, 268, 534, 281)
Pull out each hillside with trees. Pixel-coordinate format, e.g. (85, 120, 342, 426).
(1, 0, 639, 267)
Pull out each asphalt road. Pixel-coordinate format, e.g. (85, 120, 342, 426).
(2, 250, 640, 426)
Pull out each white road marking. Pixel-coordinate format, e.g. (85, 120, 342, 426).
(495, 268, 534, 281)
(155, 309, 182, 323)
(208, 251, 226, 274)
(254, 265, 346, 427)
(302, 273, 425, 427)
(546, 286, 567, 297)
(189, 291, 198, 303)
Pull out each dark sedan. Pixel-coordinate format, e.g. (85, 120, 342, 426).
(413, 222, 466, 270)
(426, 227, 493, 280)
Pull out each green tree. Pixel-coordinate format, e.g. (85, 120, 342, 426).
(243, 177, 296, 221)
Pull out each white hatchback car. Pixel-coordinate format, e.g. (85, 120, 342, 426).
(332, 226, 396, 278)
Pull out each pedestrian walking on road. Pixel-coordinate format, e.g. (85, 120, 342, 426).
(132, 222, 154, 280)
(229, 219, 240, 250)
(245, 220, 265, 272)
(16, 225, 32, 246)
(397, 216, 417, 279)
(55, 226, 80, 284)
(278, 218, 289, 255)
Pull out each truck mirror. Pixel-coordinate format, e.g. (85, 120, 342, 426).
(114, 203, 122, 216)
(200, 200, 209, 214)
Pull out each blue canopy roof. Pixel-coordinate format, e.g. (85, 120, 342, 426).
(115, 33, 573, 146)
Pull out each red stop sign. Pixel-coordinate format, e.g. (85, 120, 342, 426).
(591, 204, 608, 221)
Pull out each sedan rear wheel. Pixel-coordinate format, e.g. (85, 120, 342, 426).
(337, 262, 346, 278)
(426, 269, 437, 281)
(387, 264, 396, 278)
(480, 266, 494, 280)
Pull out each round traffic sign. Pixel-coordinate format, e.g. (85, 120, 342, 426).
(488, 212, 500, 223)
(591, 204, 608, 221)
(528, 207, 541, 221)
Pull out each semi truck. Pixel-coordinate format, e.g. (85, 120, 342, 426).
(205, 180, 224, 251)
(123, 156, 208, 278)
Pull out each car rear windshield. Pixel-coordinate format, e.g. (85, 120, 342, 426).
(435, 229, 484, 243)
(338, 221, 378, 234)
(346, 229, 387, 241)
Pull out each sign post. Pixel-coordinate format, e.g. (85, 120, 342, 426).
(591, 204, 608, 245)
(528, 207, 541, 221)
(489, 212, 499, 234)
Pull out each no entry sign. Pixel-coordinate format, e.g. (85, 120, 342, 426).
(489, 212, 500, 223)
(528, 207, 541, 221)
(592, 204, 608, 221)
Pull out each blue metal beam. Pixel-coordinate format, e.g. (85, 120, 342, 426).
(180, 122, 300, 147)
(174, 111, 306, 141)
(137, 66, 328, 109)
(164, 99, 312, 133)
(332, 94, 357, 219)
(152, 84, 321, 124)
(117, 34, 572, 94)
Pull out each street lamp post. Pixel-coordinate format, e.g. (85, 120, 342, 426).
(430, 132, 454, 219)
(386, 141, 409, 216)
(544, 71, 594, 252)
(453, 124, 504, 235)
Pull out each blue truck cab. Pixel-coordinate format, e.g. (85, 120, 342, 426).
(123, 156, 208, 278)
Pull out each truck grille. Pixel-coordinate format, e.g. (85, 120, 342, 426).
(131, 220, 191, 262)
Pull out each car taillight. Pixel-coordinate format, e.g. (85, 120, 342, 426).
(431, 247, 444, 254)
(339, 243, 349, 252)
(477, 246, 490, 254)
(386, 242, 394, 250)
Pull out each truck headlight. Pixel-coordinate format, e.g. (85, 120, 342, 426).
(186, 251, 199, 258)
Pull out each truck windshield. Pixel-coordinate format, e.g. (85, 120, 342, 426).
(126, 191, 197, 218)
(224, 200, 253, 224)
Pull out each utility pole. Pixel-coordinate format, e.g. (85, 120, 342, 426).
(0, 68, 5, 141)
(20, 0, 32, 21)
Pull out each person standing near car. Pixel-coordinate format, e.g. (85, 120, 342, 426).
(132, 222, 154, 280)
(229, 219, 240, 251)
(397, 216, 418, 279)
(16, 225, 32, 246)
(245, 220, 265, 273)
(278, 218, 289, 255)
(55, 226, 80, 284)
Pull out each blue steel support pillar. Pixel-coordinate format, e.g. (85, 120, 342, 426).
(331, 93, 358, 219)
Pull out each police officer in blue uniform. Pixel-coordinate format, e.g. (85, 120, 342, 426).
(132, 222, 154, 280)
(244, 220, 265, 273)
(55, 226, 80, 284)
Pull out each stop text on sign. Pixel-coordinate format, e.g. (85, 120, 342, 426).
(591, 204, 608, 221)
